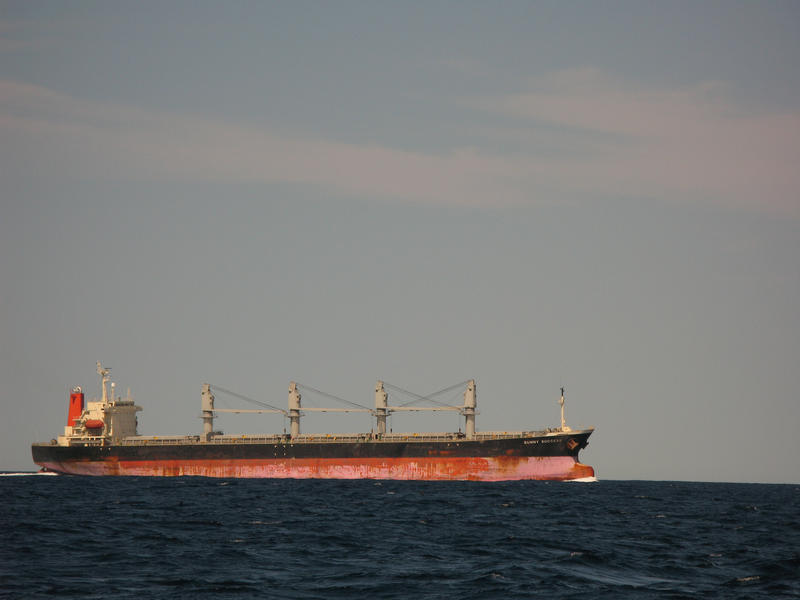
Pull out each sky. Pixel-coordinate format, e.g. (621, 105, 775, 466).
(1, 1, 798, 482)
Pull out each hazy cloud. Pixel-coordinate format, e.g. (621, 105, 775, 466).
(2, 80, 536, 206)
(476, 69, 800, 214)
(2, 72, 798, 213)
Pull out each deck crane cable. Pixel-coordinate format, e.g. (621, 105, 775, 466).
(384, 381, 463, 408)
(440, 388, 466, 407)
(383, 380, 470, 409)
(295, 383, 371, 411)
(421, 380, 474, 408)
(400, 379, 471, 408)
(209, 384, 287, 414)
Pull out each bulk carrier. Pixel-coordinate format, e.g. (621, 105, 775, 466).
(31, 362, 595, 481)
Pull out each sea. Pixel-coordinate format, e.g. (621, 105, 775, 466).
(1, 475, 798, 599)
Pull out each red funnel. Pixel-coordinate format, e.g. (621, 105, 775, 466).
(67, 388, 84, 427)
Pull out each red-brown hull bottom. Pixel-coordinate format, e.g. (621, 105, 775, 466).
(39, 456, 595, 481)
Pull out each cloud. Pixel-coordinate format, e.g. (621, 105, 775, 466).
(1, 79, 532, 206)
(1, 72, 798, 214)
(474, 68, 800, 214)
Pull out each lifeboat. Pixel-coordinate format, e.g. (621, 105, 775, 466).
(84, 419, 104, 429)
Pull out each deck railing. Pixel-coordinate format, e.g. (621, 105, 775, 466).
(115, 429, 577, 447)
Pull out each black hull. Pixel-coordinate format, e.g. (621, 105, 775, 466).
(33, 431, 591, 462)
(32, 430, 594, 480)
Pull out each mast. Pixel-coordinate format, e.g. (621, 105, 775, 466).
(375, 381, 388, 435)
(288, 382, 301, 438)
(559, 386, 571, 432)
(96, 361, 111, 405)
(463, 379, 476, 438)
(201, 383, 215, 441)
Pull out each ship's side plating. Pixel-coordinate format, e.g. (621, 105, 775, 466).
(32, 364, 595, 480)
(32, 430, 594, 480)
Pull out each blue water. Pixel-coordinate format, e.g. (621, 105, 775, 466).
(1, 476, 798, 599)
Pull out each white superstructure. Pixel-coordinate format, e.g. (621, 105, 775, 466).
(57, 362, 142, 445)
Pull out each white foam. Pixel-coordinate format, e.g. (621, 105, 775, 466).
(0, 471, 58, 476)
(566, 476, 599, 483)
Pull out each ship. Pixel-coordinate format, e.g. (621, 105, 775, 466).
(31, 362, 595, 481)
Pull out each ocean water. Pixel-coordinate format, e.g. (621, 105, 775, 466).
(1, 476, 798, 599)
